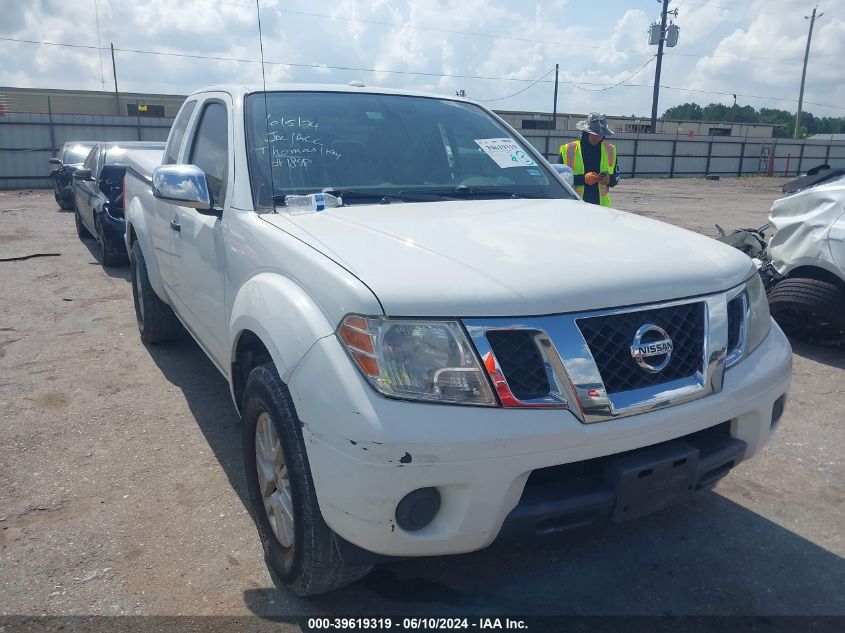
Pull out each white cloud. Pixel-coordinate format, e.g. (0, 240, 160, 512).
(0, 0, 842, 119)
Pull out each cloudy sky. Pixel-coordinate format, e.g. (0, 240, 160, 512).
(1, 0, 843, 118)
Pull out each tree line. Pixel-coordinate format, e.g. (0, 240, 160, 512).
(662, 102, 843, 138)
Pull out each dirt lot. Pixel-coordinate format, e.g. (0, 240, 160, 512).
(1, 178, 843, 620)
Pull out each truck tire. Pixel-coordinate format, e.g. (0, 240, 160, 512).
(241, 363, 372, 596)
(74, 203, 91, 239)
(94, 214, 121, 268)
(768, 277, 845, 346)
(130, 241, 182, 343)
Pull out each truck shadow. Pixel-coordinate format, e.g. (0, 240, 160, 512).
(143, 332, 845, 618)
(79, 236, 131, 281)
(789, 339, 845, 370)
(242, 495, 845, 617)
(142, 334, 247, 505)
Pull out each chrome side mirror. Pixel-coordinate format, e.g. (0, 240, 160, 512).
(49, 158, 62, 165)
(552, 163, 575, 188)
(152, 165, 211, 210)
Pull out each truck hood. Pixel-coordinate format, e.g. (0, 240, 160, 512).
(261, 198, 755, 317)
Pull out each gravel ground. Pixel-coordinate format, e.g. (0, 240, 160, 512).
(0, 178, 842, 621)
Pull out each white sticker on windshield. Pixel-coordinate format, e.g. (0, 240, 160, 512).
(475, 138, 537, 168)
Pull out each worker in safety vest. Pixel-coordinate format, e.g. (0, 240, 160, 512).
(560, 112, 618, 206)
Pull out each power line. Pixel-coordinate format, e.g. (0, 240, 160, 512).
(676, 0, 806, 16)
(565, 57, 656, 92)
(2, 35, 843, 111)
(477, 69, 555, 102)
(0, 36, 544, 83)
(258, 4, 804, 62)
(103, 0, 804, 63)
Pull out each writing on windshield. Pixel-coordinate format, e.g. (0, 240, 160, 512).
(254, 115, 343, 170)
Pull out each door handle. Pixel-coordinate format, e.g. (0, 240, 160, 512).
(170, 220, 181, 232)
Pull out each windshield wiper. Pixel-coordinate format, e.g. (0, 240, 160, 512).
(271, 186, 553, 207)
(410, 185, 554, 200)
(273, 189, 457, 206)
(272, 190, 385, 206)
(454, 185, 554, 199)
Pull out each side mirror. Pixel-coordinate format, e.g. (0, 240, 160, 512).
(49, 158, 62, 165)
(152, 165, 213, 212)
(74, 168, 93, 180)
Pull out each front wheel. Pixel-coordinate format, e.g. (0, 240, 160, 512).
(242, 363, 371, 596)
(130, 241, 182, 343)
(94, 214, 120, 267)
(74, 203, 91, 239)
(768, 277, 845, 346)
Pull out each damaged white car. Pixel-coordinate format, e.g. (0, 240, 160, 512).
(718, 166, 845, 346)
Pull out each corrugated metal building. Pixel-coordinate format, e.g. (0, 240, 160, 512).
(0, 86, 186, 118)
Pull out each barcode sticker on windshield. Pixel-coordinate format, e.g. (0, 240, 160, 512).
(475, 138, 537, 168)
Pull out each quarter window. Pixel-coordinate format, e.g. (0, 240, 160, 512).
(189, 102, 229, 207)
(163, 100, 197, 165)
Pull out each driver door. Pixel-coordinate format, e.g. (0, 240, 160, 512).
(168, 97, 231, 367)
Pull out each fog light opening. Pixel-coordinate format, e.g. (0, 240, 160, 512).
(771, 394, 786, 430)
(395, 487, 441, 532)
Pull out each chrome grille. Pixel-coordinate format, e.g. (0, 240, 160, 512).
(464, 288, 733, 423)
(576, 302, 705, 395)
(486, 330, 550, 401)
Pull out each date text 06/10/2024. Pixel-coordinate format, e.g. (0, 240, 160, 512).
(305, 618, 529, 630)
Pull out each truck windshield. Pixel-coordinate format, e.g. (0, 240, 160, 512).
(63, 144, 95, 165)
(244, 91, 575, 208)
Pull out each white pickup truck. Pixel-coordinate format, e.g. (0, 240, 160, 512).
(123, 84, 792, 596)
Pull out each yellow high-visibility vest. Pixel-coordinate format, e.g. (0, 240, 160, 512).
(559, 139, 617, 207)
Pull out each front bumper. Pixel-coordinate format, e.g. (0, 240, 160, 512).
(287, 321, 791, 558)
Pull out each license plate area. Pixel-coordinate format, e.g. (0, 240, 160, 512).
(604, 440, 699, 522)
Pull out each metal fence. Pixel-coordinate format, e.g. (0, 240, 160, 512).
(0, 110, 172, 189)
(2, 109, 845, 190)
(527, 132, 845, 179)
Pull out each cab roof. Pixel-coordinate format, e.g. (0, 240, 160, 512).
(187, 83, 473, 105)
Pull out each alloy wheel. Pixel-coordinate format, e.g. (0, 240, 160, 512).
(255, 411, 294, 548)
(95, 217, 106, 262)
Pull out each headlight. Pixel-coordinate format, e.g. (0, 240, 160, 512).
(337, 315, 496, 406)
(745, 272, 771, 357)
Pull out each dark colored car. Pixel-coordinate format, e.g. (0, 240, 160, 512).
(73, 141, 165, 266)
(49, 142, 100, 209)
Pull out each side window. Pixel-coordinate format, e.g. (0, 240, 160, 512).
(163, 100, 197, 165)
(189, 102, 229, 207)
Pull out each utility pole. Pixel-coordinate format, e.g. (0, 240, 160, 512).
(94, 0, 106, 89)
(794, 5, 823, 139)
(110, 43, 120, 116)
(729, 93, 737, 130)
(545, 63, 559, 159)
(649, 0, 670, 134)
